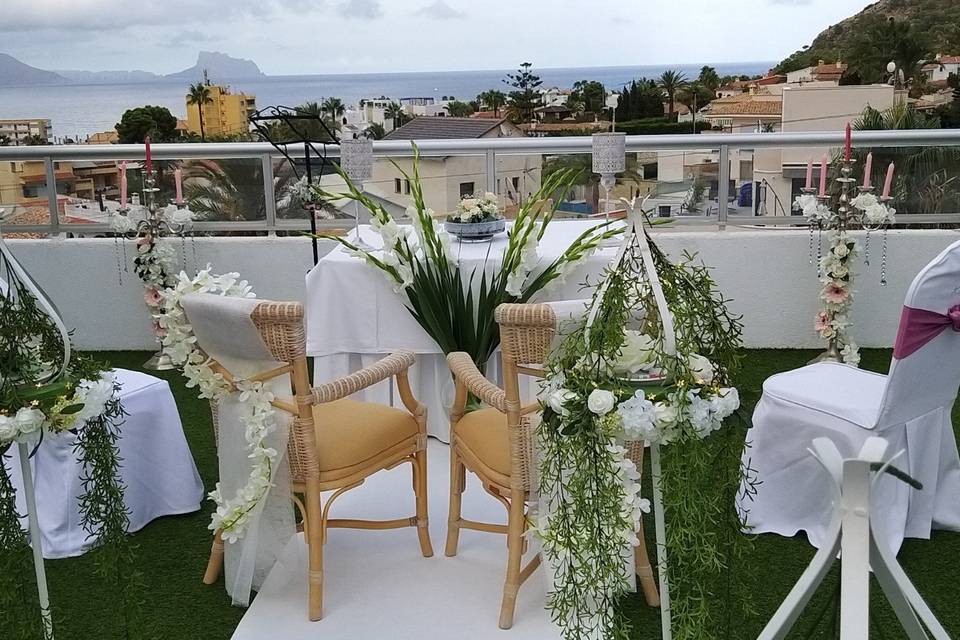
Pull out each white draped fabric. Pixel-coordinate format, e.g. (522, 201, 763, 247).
(305, 221, 616, 441)
(5, 368, 204, 559)
(742, 239, 960, 553)
(181, 293, 296, 608)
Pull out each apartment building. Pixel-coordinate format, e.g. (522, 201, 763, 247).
(185, 85, 256, 138)
(0, 118, 52, 145)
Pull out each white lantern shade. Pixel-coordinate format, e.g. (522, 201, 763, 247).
(592, 132, 626, 175)
(340, 138, 374, 183)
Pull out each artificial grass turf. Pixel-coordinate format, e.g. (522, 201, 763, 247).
(16, 350, 960, 639)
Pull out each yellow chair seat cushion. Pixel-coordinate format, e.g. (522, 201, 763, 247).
(455, 407, 510, 477)
(313, 399, 419, 480)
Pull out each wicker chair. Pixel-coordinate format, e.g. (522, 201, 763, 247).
(445, 302, 659, 629)
(196, 299, 433, 621)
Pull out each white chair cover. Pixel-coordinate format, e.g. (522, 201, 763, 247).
(741, 239, 960, 553)
(181, 293, 295, 607)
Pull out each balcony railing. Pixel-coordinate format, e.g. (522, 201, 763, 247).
(2, 128, 960, 236)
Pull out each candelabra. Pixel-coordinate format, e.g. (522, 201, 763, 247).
(114, 169, 194, 370)
(807, 155, 894, 365)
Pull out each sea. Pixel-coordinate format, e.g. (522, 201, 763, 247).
(0, 62, 774, 141)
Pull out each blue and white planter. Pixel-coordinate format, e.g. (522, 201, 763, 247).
(444, 218, 506, 241)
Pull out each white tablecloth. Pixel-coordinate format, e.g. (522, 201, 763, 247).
(305, 221, 616, 440)
(5, 368, 204, 558)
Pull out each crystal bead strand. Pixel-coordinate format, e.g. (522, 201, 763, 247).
(190, 232, 199, 276)
(114, 236, 123, 285)
(880, 227, 889, 286)
(808, 222, 815, 265)
(863, 228, 871, 267)
(816, 224, 823, 278)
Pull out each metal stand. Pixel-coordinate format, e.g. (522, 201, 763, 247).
(18, 442, 54, 639)
(758, 437, 949, 640)
(650, 443, 672, 640)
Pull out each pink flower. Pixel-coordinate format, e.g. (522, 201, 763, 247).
(814, 311, 831, 332)
(144, 288, 162, 307)
(822, 282, 849, 305)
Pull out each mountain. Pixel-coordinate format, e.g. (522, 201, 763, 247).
(0, 53, 68, 86)
(55, 69, 161, 84)
(775, 0, 960, 76)
(166, 51, 265, 81)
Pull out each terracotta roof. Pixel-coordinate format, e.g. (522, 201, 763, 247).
(935, 55, 960, 65)
(470, 111, 502, 119)
(706, 100, 783, 116)
(86, 131, 118, 144)
(755, 75, 786, 86)
(384, 116, 507, 140)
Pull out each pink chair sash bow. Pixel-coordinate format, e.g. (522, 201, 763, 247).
(893, 304, 960, 359)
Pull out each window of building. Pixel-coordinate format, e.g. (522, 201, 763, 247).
(459, 181, 475, 198)
(404, 179, 411, 195)
(511, 176, 520, 192)
(395, 178, 402, 193)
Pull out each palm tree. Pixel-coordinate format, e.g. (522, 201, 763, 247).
(364, 123, 387, 140)
(185, 159, 301, 222)
(658, 70, 687, 117)
(698, 66, 721, 93)
(477, 90, 507, 116)
(187, 82, 213, 142)
(321, 97, 345, 119)
(0, 134, 10, 146)
(384, 102, 405, 130)
(445, 100, 474, 117)
(854, 103, 960, 216)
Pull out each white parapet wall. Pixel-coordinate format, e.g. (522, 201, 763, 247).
(4, 229, 958, 351)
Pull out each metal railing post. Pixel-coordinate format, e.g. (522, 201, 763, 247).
(261, 154, 277, 236)
(44, 157, 61, 237)
(485, 149, 497, 193)
(717, 145, 730, 230)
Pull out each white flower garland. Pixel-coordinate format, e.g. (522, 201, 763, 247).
(159, 268, 280, 543)
(0, 371, 116, 446)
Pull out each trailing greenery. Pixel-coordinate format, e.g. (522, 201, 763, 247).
(618, 119, 712, 136)
(536, 212, 755, 640)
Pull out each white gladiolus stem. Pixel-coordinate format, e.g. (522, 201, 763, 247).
(18, 442, 54, 639)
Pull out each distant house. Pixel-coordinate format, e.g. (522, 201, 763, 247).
(374, 117, 541, 212)
(86, 131, 119, 145)
(534, 104, 574, 123)
(922, 55, 960, 82)
(786, 61, 847, 85)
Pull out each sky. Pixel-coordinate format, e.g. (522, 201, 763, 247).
(1, 0, 876, 75)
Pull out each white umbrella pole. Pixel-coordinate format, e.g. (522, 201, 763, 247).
(650, 442, 672, 640)
(17, 442, 54, 639)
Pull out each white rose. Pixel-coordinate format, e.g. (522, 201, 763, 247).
(833, 242, 850, 258)
(615, 331, 657, 374)
(587, 389, 616, 415)
(0, 415, 17, 442)
(687, 353, 715, 384)
(460, 198, 478, 210)
(14, 407, 46, 436)
(653, 402, 679, 429)
(547, 389, 577, 417)
(714, 387, 740, 418)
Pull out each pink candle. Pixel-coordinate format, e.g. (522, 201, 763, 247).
(818, 153, 828, 197)
(863, 152, 873, 189)
(174, 168, 183, 204)
(882, 162, 895, 199)
(119, 161, 127, 208)
(805, 157, 813, 190)
(144, 136, 152, 174)
(844, 122, 852, 162)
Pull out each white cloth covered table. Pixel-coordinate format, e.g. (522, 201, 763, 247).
(741, 239, 960, 554)
(5, 368, 204, 559)
(305, 221, 615, 440)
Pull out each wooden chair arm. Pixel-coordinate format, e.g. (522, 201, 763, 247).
(312, 351, 416, 404)
(446, 352, 506, 413)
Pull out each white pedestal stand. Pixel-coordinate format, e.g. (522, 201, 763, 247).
(758, 437, 949, 640)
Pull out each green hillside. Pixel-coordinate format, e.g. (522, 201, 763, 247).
(775, 0, 960, 82)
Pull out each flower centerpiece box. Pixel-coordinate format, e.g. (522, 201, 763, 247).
(445, 192, 506, 241)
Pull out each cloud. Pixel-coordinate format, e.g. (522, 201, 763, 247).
(767, 0, 813, 4)
(338, 0, 382, 19)
(0, 0, 320, 31)
(170, 30, 218, 48)
(416, 1, 465, 19)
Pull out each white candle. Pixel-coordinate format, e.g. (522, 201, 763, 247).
(174, 168, 183, 204)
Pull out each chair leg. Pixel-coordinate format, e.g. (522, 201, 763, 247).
(305, 480, 324, 621)
(498, 490, 526, 630)
(413, 449, 434, 557)
(202, 529, 224, 585)
(445, 447, 465, 557)
(634, 517, 660, 608)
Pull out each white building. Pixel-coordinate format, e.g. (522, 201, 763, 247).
(372, 117, 542, 213)
(0, 118, 52, 145)
(922, 55, 960, 82)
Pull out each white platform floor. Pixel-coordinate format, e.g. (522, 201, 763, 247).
(232, 440, 559, 639)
